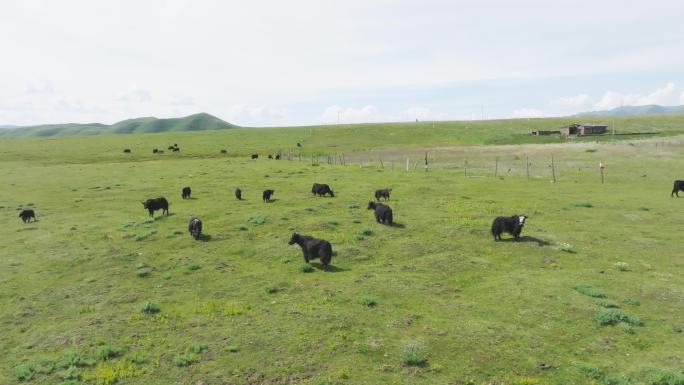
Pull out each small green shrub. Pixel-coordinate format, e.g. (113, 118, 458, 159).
(13, 363, 36, 381)
(264, 285, 279, 294)
(189, 343, 206, 354)
(619, 322, 635, 335)
(571, 200, 593, 208)
(347, 203, 359, 209)
(593, 309, 643, 326)
(355, 235, 365, 241)
(299, 263, 314, 273)
(235, 224, 248, 231)
(361, 295, 377, 307)
(401, 342, 427, 367)
(57, 365, 81, 380)
(224, 345, 239, 353)
(572, 284, 607, 298)
(173, 353, 198, 367)
(58, 380, 80, 385)
(187, 261, 201, 270)
(647, 369, 684, 385)
(128, 352, 147, 364)
(596, 299, 620, 308)
(138, 301, 160, 314)
(361, 229, 373, 236)
(247, 213, 266, 225)
(280, 257, 291, 264)
(626, 298, 641, 306)
(96, 345, 121, 361)
(58, 351, 94, 368)
(135, 230, 156, 241)
(577, 362, 604, 380)
(135, 268, 150, 277)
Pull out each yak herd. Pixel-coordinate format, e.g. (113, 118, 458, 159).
(16, 150, 684, 270)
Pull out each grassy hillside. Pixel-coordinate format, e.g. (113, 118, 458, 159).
(578, 105, 684, 117)
(0, 113, 236, 138)
(1, 124, 683, 385)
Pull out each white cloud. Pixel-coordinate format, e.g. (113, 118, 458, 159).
(321, 105, 382, 124)
(224, 104, 290, 126)
(554, 94, 590, 109)
(26, 80, 54, 94)
(594, 82, 677, 110)
(117, 88, 152, 103)
(512, 108, 546, 118)
(680, 91, 684, 105)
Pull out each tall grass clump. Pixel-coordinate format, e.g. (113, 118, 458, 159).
(593, 309, 644, 326)
(401, 341, 427, 367)
(570, 200, 593, 208)
(138, 301, 160, 314)
(299, 262, 314, 273)
(360, 295, 377, 307)
(572, 284, 607, 298)
(96, 345, 121, 361)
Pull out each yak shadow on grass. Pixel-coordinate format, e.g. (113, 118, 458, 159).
(264, 199, 279, 203)
(499, 235, 550, 246)
(390, 222, 406, 228)
(198, 234, 212, 242)
(311, 263, 348, 273)
(153, 213, 176, 221)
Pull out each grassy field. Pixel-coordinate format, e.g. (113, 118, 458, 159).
(1, 120, 683, 385)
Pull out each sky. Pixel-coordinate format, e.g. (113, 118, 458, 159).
(1, 0, 683, 127)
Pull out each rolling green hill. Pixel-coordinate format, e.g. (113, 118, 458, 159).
(0, 113, 236, 138)
(577, 104, 684, 117)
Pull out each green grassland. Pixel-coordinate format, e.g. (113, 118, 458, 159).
(1, 119, 683, 385)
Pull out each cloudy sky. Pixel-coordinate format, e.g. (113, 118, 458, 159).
(1, 0, 683, 126)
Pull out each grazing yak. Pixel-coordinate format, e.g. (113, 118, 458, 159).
(288, 233, 333, 270)
(220, 149, 227, 154)
(153, 149, 159, 154)
(142, 197, 169, 217)
(19, 209, 36, 223)
(123, 149, 131, 153)
(182, 186, 191, 199)
(311, 183, 335, 197)
(168, 146, 175, 150)
(251, 154, 259, 159)
(268, 154, 273, 159)
(491, 215, 527, 241)
(263, 189, 275, 202)
(172, 147, 180, 152)
(296, 142, 302, 147)
(374, 188, 392, 201)
(672, 180, 684, 197)
(275, 154, 280, 160)
(235, 188, 243, 200)
(367, 201, 393, 225)
(188, 217, 202, 240)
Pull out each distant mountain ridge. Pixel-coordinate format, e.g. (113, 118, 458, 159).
(0, 113, 237, 138)
(576, 105, 684, 117)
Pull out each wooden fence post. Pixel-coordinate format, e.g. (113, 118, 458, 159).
(495, 157, 498, 177)
(464, 159, 468, 177)
(551, 154, 556, 182)
(379, 157, 384, 168)
(526, 155, 530, 180)
(424, 152, 429, 172)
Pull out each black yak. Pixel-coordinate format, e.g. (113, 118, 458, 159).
(275, 154, 280, 160)
(123, 148, 131, 153)
(142, 197, 169, 217)
(19, 209, 36, 223)
(152, 149, 159, 154)
(220, 149, 227, 154)
(188, 217, 202, 240)
(182, 187, 191, 199)
(263, 189, 275, 202)
(235, 188, 243, 200)
(367, 201, 393, 225)
(311, 183, 335, 197)
(288, 233, 333, 269)
(268, 154, 273, 159)
(251, 154, 258, 159)
(672, 180, 684, 197)
(491, 215, 527, 241)
(374, 188, 392, 201)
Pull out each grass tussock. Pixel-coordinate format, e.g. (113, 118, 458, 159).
(572, 284, 607, 298)
(593, 308, 644, 326)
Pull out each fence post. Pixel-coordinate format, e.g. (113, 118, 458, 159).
(551, 154, 556, 182)
(379, 157, 384, 168)
(464, 159, 468, 177)
(495, 157, 498, 178)
(599, 161, 605, 184)
(526, 155, 530, 180)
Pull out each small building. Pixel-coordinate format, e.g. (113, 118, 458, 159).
(560, 123, 608, 136)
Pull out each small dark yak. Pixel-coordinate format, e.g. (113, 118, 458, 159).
(491, 215, 527, 241)
(181, 186, 192, 199)
(367, 201, 393, 225)
(142, 197, 169, 217)
(374, 188, 392, 201)
(235, 188, 243, 200)
(672, 180, 684, 197)
(188, 217, 202, 240)
(288, 233, 333, 270)
(263, 189, 275, 202)
(19, 209, 36, 223)
(311, 183, 335, 197)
